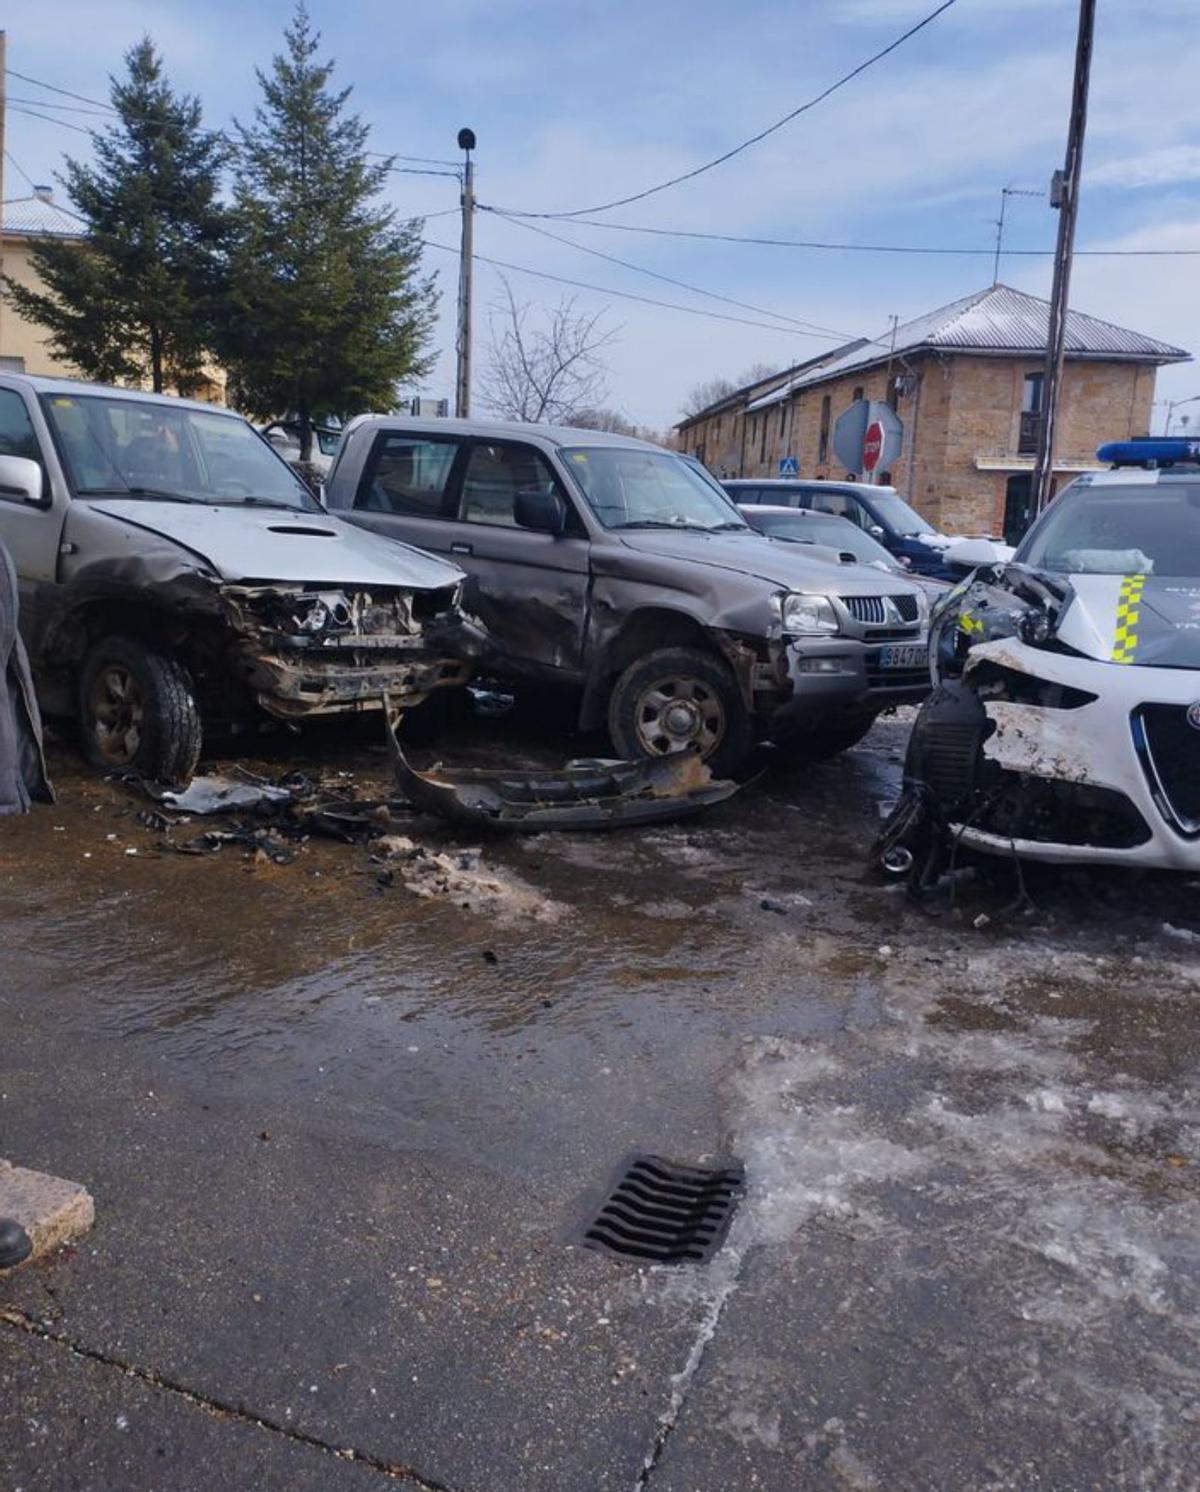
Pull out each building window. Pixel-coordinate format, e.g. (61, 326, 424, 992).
(818, 394, 831, 464)
(759, 413, 768, 463)
(886, 377, 899, 411)
(852, 385, 864, 403)
(1019, 372, 1044, 454)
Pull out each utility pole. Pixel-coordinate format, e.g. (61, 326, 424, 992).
(0, 32, 7, 362)
(454, 127, 475, 419)
(1032, 0, 1096, 515)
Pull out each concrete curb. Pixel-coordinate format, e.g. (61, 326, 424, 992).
(0, 1159, 94, 1270)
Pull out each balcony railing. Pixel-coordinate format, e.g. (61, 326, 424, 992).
(1018, 410, 1042, 454)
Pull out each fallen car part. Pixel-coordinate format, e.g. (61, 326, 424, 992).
(579, 1155, 745, 1265)
(387, 721, 739, 830)
(158, 775, 295, 815)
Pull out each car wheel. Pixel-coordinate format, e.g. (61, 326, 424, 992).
(607, 646, 752, 776)
(79, 635, 202, 785)
(781, 714, 877, 762)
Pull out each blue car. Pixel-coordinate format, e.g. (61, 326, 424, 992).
(723, 478, 957, 578)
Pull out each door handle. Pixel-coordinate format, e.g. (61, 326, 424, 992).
(450, 541, 473, 556)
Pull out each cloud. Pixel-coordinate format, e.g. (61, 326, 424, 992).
(1087, 146, 1200, 191)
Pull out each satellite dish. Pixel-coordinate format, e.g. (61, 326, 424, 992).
(457, 127, 476, 152)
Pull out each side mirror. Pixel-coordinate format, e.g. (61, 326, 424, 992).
(514, 488, 567, 535)
(0, 454, 44, 506)
(943, 537, 1006, 569)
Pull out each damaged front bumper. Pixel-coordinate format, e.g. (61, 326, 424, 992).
(950, 638, 1200, 870)
(388, 727, 739, 830)
(760, 632, 930, 732)
(225, 586, 490, 719)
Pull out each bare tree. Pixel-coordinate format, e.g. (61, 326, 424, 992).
(480, 278, 619, 423)
(681, 362, 782, 418)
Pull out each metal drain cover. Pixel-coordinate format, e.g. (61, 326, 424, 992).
(579, 1154, 744, 1264)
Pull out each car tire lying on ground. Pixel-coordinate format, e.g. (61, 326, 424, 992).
(607, 645, 752, 777)
(79, 635, 202, 786)
(778, 713, 877, 762)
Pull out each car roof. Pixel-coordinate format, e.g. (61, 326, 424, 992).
(1081, 467, 1200, 487)
(0, 371, 241, 417)
(344, 414, 667, 452)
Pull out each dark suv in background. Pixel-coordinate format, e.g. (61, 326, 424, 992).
(725, 478, 957, 577)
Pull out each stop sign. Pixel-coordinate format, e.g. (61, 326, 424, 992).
(862, 420, 884, 474)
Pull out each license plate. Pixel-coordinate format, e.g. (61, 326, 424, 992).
(878, 643, 927, 669)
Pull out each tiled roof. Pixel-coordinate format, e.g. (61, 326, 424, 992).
(2, 194, 86, 238)
(781, 284, 1189, 395)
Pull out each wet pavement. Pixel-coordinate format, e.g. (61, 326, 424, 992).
(2, 705, 1199, 1490)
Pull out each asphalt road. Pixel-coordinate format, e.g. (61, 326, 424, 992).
(2, 706, 1198, 1491)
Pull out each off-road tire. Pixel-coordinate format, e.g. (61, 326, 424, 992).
(607, 646, 753, 777)
(79, 635, 202, 786)
(780, 714, 877, 763)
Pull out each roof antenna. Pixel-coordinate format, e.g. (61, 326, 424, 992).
(993, 185, 1043, 285)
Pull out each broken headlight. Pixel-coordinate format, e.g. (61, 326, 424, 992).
(292, 591, 353, 634)
(780, 593, 839, 636)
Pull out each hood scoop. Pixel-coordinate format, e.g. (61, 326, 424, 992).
(266, 524, 338, 537)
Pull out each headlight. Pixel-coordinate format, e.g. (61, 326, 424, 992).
(780, 592, 839, 636)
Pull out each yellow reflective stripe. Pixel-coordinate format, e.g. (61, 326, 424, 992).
(959, 609, 985, 636)
(1111, 573, 1145, 664)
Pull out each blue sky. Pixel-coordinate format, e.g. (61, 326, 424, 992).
(3, 0, 1199, 431)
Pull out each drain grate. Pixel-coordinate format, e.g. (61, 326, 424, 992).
(579, 1154, 744, 1265)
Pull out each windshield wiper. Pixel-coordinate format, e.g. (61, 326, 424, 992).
(707, 521, 751, 531)
(82, 486, 201, 504)
(613, 519, 717, 532)
(212, 496, 307, 510)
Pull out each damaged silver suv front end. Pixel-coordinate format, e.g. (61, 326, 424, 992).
(221, 581, 476, 718)
(878, 464, 1200, 876)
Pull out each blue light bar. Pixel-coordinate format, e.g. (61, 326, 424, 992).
(1098, 437, 1200, 467)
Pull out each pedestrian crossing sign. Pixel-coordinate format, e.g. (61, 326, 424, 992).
(778, 456, 798, 476)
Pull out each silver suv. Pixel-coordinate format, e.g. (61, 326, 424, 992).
(325, 417, 931, 771)
(0, 376, 480, 784)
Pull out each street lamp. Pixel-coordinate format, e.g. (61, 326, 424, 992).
(1163, 394, 1200, 435)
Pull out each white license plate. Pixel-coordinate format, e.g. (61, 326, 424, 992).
(878, 643, 927, 669)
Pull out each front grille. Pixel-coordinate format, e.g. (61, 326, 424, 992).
(978, 768, 1151, 849)
(579, 1155, 744, 1265)
(1133, 704, 1200, 834)
(844, 595, 886, 625)
(842, 593, 920, 627)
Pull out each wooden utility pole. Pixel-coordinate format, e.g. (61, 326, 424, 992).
(1032, 0, 1096, 515)
(454, 127, 475, 419)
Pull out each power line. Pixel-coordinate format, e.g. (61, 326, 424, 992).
(483, 212, 1200, 259)
(419, 235, 844, 339)
(8, 105, 94, 136)
(489, 0, 958, 219)
(4, 148, 36, 192)
(486, 208, 858, 340)
(5, 68, 115, 112)
(6, 94, 116, 117)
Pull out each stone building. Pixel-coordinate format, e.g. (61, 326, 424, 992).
(0, 187, 86, 376)
(677, 285, 1189, 541)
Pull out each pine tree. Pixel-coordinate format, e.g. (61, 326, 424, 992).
(219, 4, 437, 461)
(4, 38, 227, 393)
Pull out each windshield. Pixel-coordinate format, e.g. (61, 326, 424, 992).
(1017, 478, 1200, 577)
(42, 393, 318, 510)
(861, 487, 936, 537)
(747, 509, 898, 567)
(561, 446, 748, 532)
